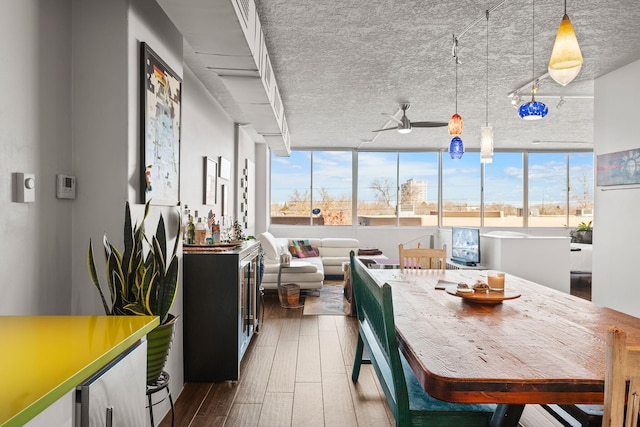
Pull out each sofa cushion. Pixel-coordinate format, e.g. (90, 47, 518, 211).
(258, 232, 281, 260)
(321, 238, 359, 247)
(288, 239, 320, 258)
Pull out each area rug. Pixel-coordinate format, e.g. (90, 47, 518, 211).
(303, 282, 350, 316)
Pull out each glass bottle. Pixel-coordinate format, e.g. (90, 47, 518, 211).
(181, 205, 190, 244)
(186, 215, 195, 245)
(195, 217, 206, 245)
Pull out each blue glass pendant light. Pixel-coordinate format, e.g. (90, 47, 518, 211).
(519, 0, 548, 121)
(518, 94, 548, 120)
(449, 136, 464, 159)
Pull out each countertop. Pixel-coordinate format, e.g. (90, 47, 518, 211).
(0, 315, 159, 426)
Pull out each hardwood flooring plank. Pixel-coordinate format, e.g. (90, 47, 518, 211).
(296, 334, 321, 383)
(258, 392, 294, 427)
(319, 329, 345, 375)
(235, 345, 277, 404)
(158, 382, 211, 427)
(336, 319, 359, 367)
(194, 380, 238, 418)
(292, 382, 324, 427)
(317, 315, 337, 331)
(322, 373, 358, 427)
(190, 414, 226, 427)
(226, 403, 262, 427)
(279, 317, 301, 342)
(267, 339, 299, 393)
(299, 315, 318, 336)
(253, 317, 283, 348)
(348, 364, 393, 427)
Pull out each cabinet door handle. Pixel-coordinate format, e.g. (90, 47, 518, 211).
(106, 406, 113, 427)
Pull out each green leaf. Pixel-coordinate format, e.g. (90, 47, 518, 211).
(87, 240, 111, 315)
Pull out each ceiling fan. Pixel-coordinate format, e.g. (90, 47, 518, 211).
(372, 103, 447, 134)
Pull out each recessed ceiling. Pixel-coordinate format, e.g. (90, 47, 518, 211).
(160, 0, 640, 152)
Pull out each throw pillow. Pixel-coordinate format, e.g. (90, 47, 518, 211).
(288, 239, 319, 258)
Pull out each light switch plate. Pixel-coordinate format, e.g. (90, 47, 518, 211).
(15, 172, 35, 203)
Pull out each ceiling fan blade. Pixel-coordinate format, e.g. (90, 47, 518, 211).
(372, 127, 398, 133)
(382, 113, 403, 125)
(411, 121, 448, 128)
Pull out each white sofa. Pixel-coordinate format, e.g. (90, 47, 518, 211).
(258, 232, 362, 290)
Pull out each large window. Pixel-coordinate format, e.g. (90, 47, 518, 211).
(398, 152, 439, 226)
(528, 153, 569, 227)
(442, 152, 481, 227)
(484, 153, 524, 227)
(311, 151, 352, 225)
(357, 152, 397, 226)
(270, 149, 593, 228)
(270, 151, 352, 226)
(271, 151, 311, 225)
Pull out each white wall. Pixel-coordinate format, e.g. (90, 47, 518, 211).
(592, 59, 640, 317)
(0, 0, 257, 421)
(0, 0, 72, 315)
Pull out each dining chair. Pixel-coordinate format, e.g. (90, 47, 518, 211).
(398, 243, 447, 271)
(603, 326, 640, 427)
(349, 252, 495, 426)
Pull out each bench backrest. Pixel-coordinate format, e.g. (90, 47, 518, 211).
(350, 252, 410, 423)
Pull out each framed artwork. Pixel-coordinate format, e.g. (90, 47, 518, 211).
(141, 42, 182, 206)
(204, 157, 217, 205)
(219, 156, 231, 180)
(596, 149, 640, 186)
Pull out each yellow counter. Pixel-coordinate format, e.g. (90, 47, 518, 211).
(0, 315, 159, 426)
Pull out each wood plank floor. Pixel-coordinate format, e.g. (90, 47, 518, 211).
(159, 286, 566, 427)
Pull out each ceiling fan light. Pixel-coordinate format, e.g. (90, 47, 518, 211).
(480, 126, 493, 163)
(548, 14, 583, 86)
(448, 113, 463, 136)
(518, 100, 548, 120)
(449, 136, 464, 159)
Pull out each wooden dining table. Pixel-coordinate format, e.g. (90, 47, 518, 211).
(362, 265, 640, 427)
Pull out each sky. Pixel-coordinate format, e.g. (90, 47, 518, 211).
(271, 151, 594, 207)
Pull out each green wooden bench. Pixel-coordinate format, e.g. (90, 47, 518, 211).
(349, 252, 495, 426)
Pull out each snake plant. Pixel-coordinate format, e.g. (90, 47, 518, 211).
(87, 201, 180, 325)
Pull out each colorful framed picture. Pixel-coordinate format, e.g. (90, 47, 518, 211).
(204, 157, 217, 205)
(141, 42, 182, 205)
(596, 149, 640, 186)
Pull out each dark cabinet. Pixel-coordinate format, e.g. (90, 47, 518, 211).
(183, 240, 261, 381)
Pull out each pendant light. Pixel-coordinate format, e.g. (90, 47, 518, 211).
(449, 37, 464, 159)
(449, 136, 464, 159)
(548, 0, 583, 86)
(448, 37, 464, 136)
(480, 10, 493, 164)
(519, 0, 548, 120)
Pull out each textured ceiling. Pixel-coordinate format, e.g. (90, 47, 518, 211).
(163, 0, 640, 152)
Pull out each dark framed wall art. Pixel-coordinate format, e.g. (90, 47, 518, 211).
(141, 42, 182, 205)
